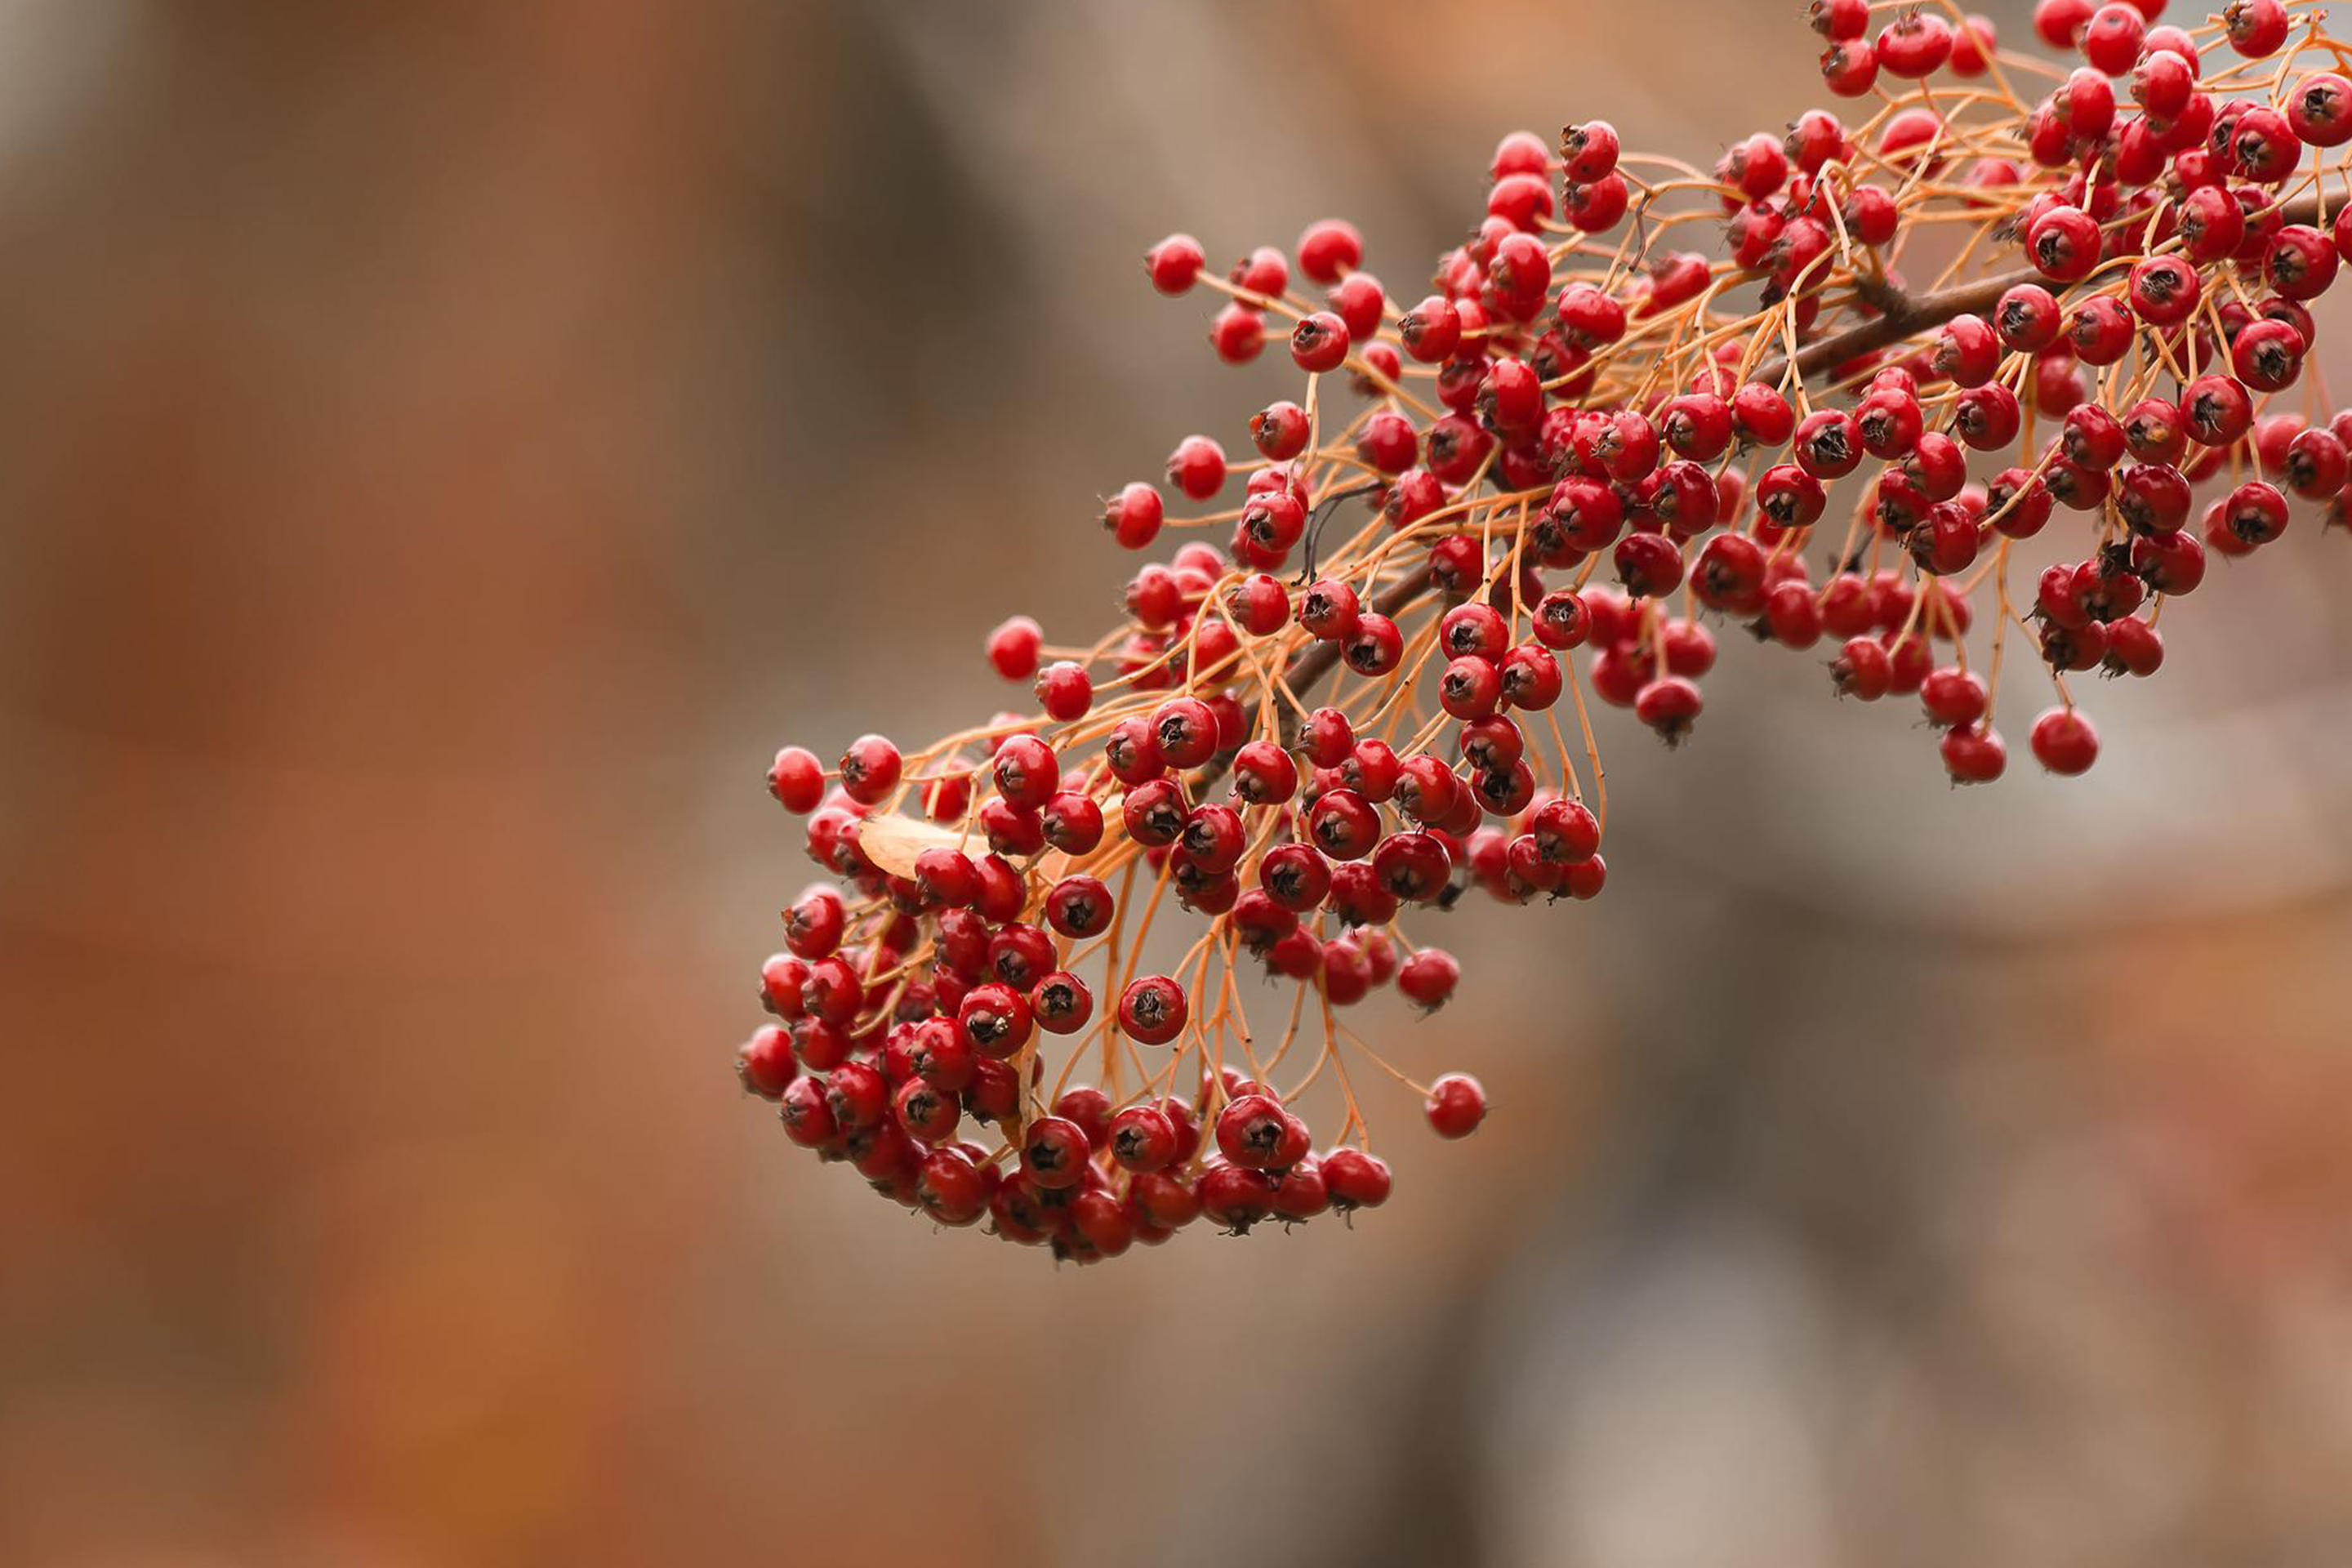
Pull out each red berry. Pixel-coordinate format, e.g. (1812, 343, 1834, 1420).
(1919, 667, 1988, 728)
(2080, 3, 2145, 73)
(1209, 302, 1266, 363)
(1940, 724, 2007, 784)
(1995, 283, 2062, 350)
(2265, 225, 2338, 303)
(1423, 1073, 1487, 1138)
(1031, 971, 1094, 1036)
(1290, 310, 1350, 372)
(1229, 245, 1288, 296)
(2225, 0, 2288, 59)
(2288, 72, 2352, 148)
(1297, 218, 1363, 284)
(1270, 1157, 1330, 1221)
(1108, 1106, 1178, 1173)
(1342, 612, 1405, 676)
(1723, 131, 1789, 201)
(1250, 399, 1310, 461)
(1563, 172, 1630, 232)
(915, 1149, 987, 1226)
(2029, 708, 2100, 775)
(1198, 1165, 1276, 1232)
(767, 746, 825, 813)
(1809, 0, 1867, 39)
(2034, 0, 2095, 50)
(1323, 1148, 1393, 1211)
(1027, 661, 1089, 722)
(1215, 1093, 1290, 1169)
(984, 616, 1042, 680)
(1103, 481, 1164, 549)
(735, 1024, 798, 1098)
(1634, 675, 1702, 744)
(1298, 581, 1361, 643)
(1397, 947, 1460, 1009)
(1820, 38, 1878, 96)
(1021, 1116, 1092, 1190)
(1166, 434, 1227, 500)
(1561, 119, 1620, 182)
(1729, 384, 1793, 448)
(893, 1077, 961, 1145)
(1615, 532, 1684, 599)
(1118, 974, 1189, 1046)
(2027, 206, 2100, 282)
(1399, 295, 1462, 362)
(1951, 13, 1996, 74)
(2104, 617, 2165, 677)
(1935, 314, 2001, 386)
(2233, 319, 2305, 394)
(824, 1061, 887, 1131)
(1832, 635, 1893, 700)
(1143, 233, 1205, 294)
(956, 982, 1033, 1059)
(1491, 130, 1550, 180)
(1876, 12, 1953, 78)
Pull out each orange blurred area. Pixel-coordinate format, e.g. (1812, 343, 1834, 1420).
(2, 3, 2350, 1565)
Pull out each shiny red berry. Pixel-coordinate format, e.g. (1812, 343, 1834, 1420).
(1423, 1073, 1487, 1138)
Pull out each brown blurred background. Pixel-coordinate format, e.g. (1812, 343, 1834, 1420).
(2, 2, 2350, 1564)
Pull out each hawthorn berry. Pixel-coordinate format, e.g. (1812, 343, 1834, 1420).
(2029, 708, 2100, 775)
(1021, 1116, 1091, 1190)
(1118, 975, 1189, 1046)
(1941, 724, 2007, 784)
(1144, 234, 1205, 294)
(1423, 1074, 1487, 1138)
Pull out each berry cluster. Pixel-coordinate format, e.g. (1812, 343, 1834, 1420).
(740, 0, 2350, 1263)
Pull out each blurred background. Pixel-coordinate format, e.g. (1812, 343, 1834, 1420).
(2, 2, 2350, 1563)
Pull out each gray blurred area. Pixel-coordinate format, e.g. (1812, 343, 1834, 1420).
(1, 2, 2348, 1565)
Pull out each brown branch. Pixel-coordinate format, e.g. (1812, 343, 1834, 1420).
(1273, 567, 1433, 742)
(1230, 190, 2330, 766)
(1767, 191, 2326, 385)
(1193, 565, 1431, 795)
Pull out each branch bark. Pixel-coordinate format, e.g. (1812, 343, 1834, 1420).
(1245, 189, 2328, 737)
(1251, 190, 2332, 724)
(1764, 190, 2325, 385)
(1193, 565, 1432, 795)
